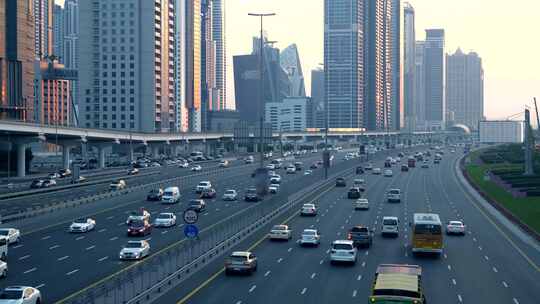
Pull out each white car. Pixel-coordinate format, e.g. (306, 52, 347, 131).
(266, 164, 275, 170)
(191, 165, 202, 171)
(110, 179, 126, 190)
(222, 189, 238, 201)
(126, 209, 151, 224)
(382, 216, 399, 237)
(178, 161, 189, 168)
(196, 181, 212, 193)
(446, 221, 466, 235)
(353, 198, 369, 210)
(300, 229, 321, 246)
(219, 160, 229, 167)
(383, 169, 393, 177)
(387, 189, 401, 202)
(300, 203, 317, 216)
(353, 178, 365, 186)
(69, 218, 96, 233)
(119, 240, 150, 260)
(372, 168, 382, 175)
(0, 261, 6, 278)
(269, 225, 292, 240)
(268, 184, 280, 194)
(270, 175, 281, 184)
(154, 213, 176, 227)
(286, 166, 296, 174)
(330, 240, 357, 264)
(0, 286, 41, 303)
(421, 162, 429, 168)
(0, 229, 20, 245)
(304, 170, 313, 175)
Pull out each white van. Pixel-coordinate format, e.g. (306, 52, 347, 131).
(162, 187, 181, 204)
(382, 216, 399, 237)
(0, 237, 7, 261)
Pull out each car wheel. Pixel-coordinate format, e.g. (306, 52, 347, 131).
(1, 253, 5, 261)
(1, 269, 6, 277)
(36, 298, 41, 304)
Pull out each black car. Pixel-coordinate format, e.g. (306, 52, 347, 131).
(401, 164, 409, 172)
(187, 199, 206, 212)
(30, 179, 45, 189)
(58, 169, 71, 178)
(127, 220, 152, 236)
(348, 187, 362, 199)
(244, 188, 260, 202)
(355, 167, 364, 174)
(335, 177, 346, 187)
(147, 188, 164, 201)
(200, 188, 217, 199)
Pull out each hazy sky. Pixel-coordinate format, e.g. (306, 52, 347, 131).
(56, 0, 540, 120)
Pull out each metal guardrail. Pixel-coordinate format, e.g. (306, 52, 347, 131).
(57, 165, 354, 304)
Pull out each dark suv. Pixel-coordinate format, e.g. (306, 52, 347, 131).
(147, 188, 164, 201)
(187, 199, 206, 212)
(347, 187, 362, 199)
(335, 177, 346, 187)
(347, 225, 373, 248)
(244, 188, 260, 202)
(127, 220, 152, 236)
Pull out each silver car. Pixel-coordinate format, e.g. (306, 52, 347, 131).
(300, 229, 320, 246)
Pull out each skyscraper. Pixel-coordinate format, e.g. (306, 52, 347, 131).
(0, 0, 35, 121)
(424, 29, 445, 130)
(324, 0, 365, 129)
(280, 44, 306, 97)
(325, 0, 398, 131)
(52, 4, 63, 60)
(174, 0, 188, 132)
(390, 0, 403, 131)
(403, 2, 415, 131)
(211, 0, 227, 110)
(185, 0, 202, 132)
(33, 0, 53, 59)
(310, 68, 325, 128)
(79, 0, 176, 132)
(414, 41, 426, 130)
(201, 0, 220, 131)
(63, 0, 78, 69)
(446, 49, 484, 130)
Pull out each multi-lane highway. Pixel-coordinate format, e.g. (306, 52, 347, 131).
(0, 149, 367, 303)
(158, 149, 540, 304)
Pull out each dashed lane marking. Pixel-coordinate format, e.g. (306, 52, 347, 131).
(66, 269, 79, 276)
(109, 237, 118, 241)
(98, 256, 109, 262)
(98, 229, 107, 233)
(300, 288, 307, 295)
(18, 255, 30, 261)
(41, 236, 51, 240)
(352, 290, 357, 297)
(492, 267, 498, 273)
(264, 271, 270, 277)
(248, 285, 256, 293)
(49, 245, 60, 250)
(513, 298, 519, 304)
(58, 256, 69, 261)
(357, 274, 362, 281)
(452, 278, 456, 285)
(502, 281, 508, 288)
(35, 283, 45, 289)
(458, 294, 463, 302)
(86, 245, 95, 251)
(277, 258, 283, 263)
(24, 267, 37, 274)
(310, 273, 316, 279)
(75, 236, 85, 241)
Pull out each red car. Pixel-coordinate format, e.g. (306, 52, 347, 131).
(127, 220, 152, 236)
(200, 188, 217, 199)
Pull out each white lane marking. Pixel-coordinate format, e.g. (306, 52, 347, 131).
(492, 267, 498, 273)
(66, 269, 79, 276)
(361, 261, 366, 267)
(18, 255, 30, 261)
(352, 290, 357, 297)
(458, 294, 463, 302)
(264, 270, 271, 277)
(86, 245, 96, 251)
(203, 212, 209, 216)
(473, 237, 477, 242)
(109, 237, 119, 241)
(319, 259, 324, 265)
(235, 301, 242, 304)
(117, 222, 125, 226)
(35, 283, 45, 289)
(161, 230, 169, 235)
(98, 229, 107, 233)
(301, 288, 307, 295)
(479, 246, 483, 250)
(178, 224, 184, 228)
(502, 281, 509, 288)
(452, 278, 457, 285)
(336, 232, 340, 236)
(310, 224, 314, 228)
(216, 208, 220, 211)
(248, 285, 256, 293)
(447, 265, 452, 271)
(75, 236, 85, 241)
(98, 256, 109, 262)
(484, 255, 489, 261)
(513, 298, 520, 304)
(340, 226, 345, 230)
(326, 249, 330, 254)
(57, 255, 69, 261)
(12, 244, 23, 249)
(365, 251, 369, 256)
(316, 219, 320, 223)
(288, 247, 292, 252)
(310, 273, 316, 279)
(357, 274, 362, 281)
(444, 254, 448, 259)
(277, 258, 283, 263)
(107, 216, 114, 220)
(41, 235, 51, 240)
(24, 267, 37, 274)
(49, 245, 60, 250)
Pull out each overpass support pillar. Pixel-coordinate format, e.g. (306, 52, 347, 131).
(152, 145, 160, 158)
(16, 143, 26, 178)
(98, 146, 106, 169)
(62, 144, 72, 170)
(127, 145, 134, 163)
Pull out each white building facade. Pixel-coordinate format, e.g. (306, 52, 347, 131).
(265, 97, 308, 132)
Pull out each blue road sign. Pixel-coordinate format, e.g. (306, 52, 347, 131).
(184, 224, 199, 238)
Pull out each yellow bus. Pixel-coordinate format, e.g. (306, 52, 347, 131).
(369, 264, 426, 303)
(411, 213, 443, 256)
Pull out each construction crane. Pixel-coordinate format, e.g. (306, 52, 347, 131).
(534, 97, 540, 137)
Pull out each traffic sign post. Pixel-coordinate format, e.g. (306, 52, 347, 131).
(183, 209, 198, 224)
(184, 224, 199, 239)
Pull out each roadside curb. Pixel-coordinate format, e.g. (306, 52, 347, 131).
(457, 154, 540, 242)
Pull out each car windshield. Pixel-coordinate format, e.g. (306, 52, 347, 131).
(0, 230, 8, 236)
(246, 189, 257, 194)
(158, 214, 171, 219)
(225, 190, 235, 194)
(383, 219, 398, 225)
(0, 290, 23, 299)
(189, 200, 201, 206)
(303, 204, 314, 208)
(150, 189, 160, 194)
(303, 230, 317, 236)
(351, 227, 368, 232)
(164, 192, 174, 196)
(73, 219, 87, 224)
(130, 221, 145, 228)
(272, 226, 286, 230)
(229, 256, 247, 262)
(126, 242, 143, 248)
(449, 222, 463, 226)
(389, 190, 400, 194)
(333, 244, 353, 250)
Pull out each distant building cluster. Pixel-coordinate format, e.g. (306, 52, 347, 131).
(0, 0, 484, 133)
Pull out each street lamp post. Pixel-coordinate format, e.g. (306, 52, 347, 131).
(248, 12, 276, 168)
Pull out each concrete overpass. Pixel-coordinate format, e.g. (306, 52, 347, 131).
(0, 120, 450, 177)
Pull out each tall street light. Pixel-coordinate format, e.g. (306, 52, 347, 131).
(248, 12, 276, 168)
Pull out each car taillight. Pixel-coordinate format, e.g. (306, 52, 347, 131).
(349, 250, 355, 255)
(347, 233, 352, 240)
(331, 250, 336, 254)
